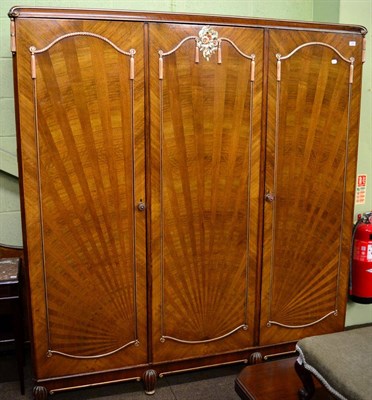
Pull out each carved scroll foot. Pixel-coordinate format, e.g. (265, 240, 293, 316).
(249, 352, 263, 364)
(294, 360, 315, 400)
(33, 385, 48, 400)
(143, 369, 157, 395)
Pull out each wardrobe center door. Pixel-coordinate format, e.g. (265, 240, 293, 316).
(16, 19, 147, 377)
(149, 23, 263, 362)
(260, 30, 363, 345)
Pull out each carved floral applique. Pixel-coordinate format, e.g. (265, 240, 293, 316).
(197, 26, 219, 61)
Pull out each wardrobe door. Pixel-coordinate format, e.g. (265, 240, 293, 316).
(260, 30, 363, 345)
(149, 23, 263, 363)
(15, 19, 147, 377)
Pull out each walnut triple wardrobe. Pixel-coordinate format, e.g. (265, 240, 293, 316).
(9, 6, 366, 398)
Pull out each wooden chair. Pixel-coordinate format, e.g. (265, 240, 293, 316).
(0, 243, 23, 259)
(295, 327, 372, 400)
(0, 244, 25, 394)
(0, 257, 25, 394)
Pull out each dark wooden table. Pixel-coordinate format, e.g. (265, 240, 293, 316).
(235, 357, 330, 400)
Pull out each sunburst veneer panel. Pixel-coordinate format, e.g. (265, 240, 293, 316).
(16, 19, 147, 377)
(150, 24, 263, 362)
(260, 30, 363, 345)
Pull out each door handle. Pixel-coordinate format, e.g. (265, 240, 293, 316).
(137, 201, 146, 211)
(265, 192, 275, 203)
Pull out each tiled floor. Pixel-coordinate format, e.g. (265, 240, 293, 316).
(0, 348, 242, 400)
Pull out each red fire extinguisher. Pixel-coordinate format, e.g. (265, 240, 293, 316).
(350, 212, 372, 304)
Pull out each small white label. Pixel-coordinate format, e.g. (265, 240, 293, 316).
(368, 244, 372, 261)
(349, 41, 357, 47)
(331, 59, 338, 64)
